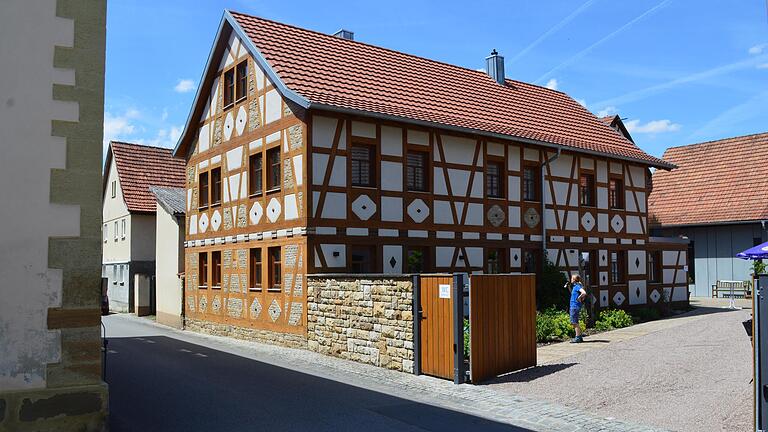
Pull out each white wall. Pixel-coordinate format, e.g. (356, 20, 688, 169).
(131, 214, 157, 262)
(102, 156, 130, 263)
(0, 0, 77, 390)
(155, 204, 184, 328)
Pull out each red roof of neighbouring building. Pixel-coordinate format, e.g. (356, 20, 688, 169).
(177, 11, 672, 169)
(107, 142, 186, 213)
(649, 132, 768, 226)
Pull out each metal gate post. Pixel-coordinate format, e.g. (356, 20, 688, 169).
(758, 275, 767, 431)
(412, 274, 421, 376)
(453, 273, 467, 384)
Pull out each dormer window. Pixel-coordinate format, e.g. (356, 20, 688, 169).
(223, 69, 234, 107)
(236, 61, 248, 101)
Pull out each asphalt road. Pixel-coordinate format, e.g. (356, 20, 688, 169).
(105, 317, 531, 432)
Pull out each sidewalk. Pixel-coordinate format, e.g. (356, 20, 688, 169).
(105, 313, 667, 432)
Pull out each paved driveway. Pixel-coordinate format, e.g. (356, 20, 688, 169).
(485, 308, 753, 432)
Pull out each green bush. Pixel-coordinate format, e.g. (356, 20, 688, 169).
(595, 309, 634, 331)
(536, 307, 584, 342)
(537, 259, 569, 310)
(632, 307, 661, 323)
(463, 318, 470, 359)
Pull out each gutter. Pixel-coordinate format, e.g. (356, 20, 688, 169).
(541, 148, 561, 257)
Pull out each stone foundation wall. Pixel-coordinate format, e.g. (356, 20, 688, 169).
(306, 276, 415, 373)
(185, 318, 308, 349)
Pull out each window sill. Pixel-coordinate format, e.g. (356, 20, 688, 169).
(406, 188, 430, 194)
(267, 288, 282, 293)
(351, 184, 377, 190)
(249, 192, 263, 198)
(223, 103, 234, 111)
(235, 96, 247, 104)
(488, 195, 505, 200)
(265, 187, 281, 195)
(198, 286, 208, 289)
(249, 287, 262, 292)
(211, 286, 221, 290)
(198, 205, 210, 211)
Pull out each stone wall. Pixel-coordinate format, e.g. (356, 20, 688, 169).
(185, 318, 307, 349)
(306, 276, 415, 373)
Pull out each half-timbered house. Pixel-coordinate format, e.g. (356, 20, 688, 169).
(173, 11, 689, 340)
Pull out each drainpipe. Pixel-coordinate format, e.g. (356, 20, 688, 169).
(541, 148, 561, 259)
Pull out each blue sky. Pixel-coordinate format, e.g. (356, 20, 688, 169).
(104, 0, 768, 158)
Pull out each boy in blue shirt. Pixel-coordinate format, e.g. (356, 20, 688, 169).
(569, 274, 587, 343)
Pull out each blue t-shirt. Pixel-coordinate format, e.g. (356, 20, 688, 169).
(570, 282, 584, 309)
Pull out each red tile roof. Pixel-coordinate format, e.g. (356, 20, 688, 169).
(230, 11, 671, 168)
(109, 142, 186, 213)
(648, 132, 768, 226)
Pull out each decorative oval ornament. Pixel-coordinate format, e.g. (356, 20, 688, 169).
(486, 204, 505, 227)
(523, 207, 540, 228)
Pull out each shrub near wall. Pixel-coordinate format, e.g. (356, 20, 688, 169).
(306, 276, 415, 373)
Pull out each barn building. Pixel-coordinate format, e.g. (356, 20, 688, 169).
(173, 10, 689, 341)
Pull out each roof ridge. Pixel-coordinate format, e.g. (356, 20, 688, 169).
(228, 10, 569, 96)
(665, 131, 768, 152)
(111, 140, 175, 152)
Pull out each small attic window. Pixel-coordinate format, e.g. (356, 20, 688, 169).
(223, 69, 234, 107)
(236, 61, 248, 101)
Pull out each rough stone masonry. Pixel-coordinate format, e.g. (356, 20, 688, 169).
(306, 276, 415, 373)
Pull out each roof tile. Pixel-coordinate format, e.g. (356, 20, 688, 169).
(111, 142, 186, 213)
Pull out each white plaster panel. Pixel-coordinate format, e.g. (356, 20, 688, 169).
(383, 246, 402, 274)
(545, 209, 557, 230)
(293, 155, 303, 186)
(610, 162, 623, 175)
(678, 251, 687, 266)
(321, 193, 346, 219)
(408, 230, 428, 238)
(312, 153, 328, 185)
(465, 247, 483, 268)
(312, 116, 337, 148)
(671, 286, 688, 301)
(442, 135, 476, 164)
(599, 271, 608, 286)
(596, 160, 607, 182)
(580, 157, 594, 170)
(524, 148, 539, 161)
(433, 200, 454, 224)
(381, 126, 402, 156)
(346, 228, 368, 236)
(599, 290, 609, 307)
(510, 248, 522, 268)
(378, 229, 399, 237)
(636, 191, 646, 213)
(465, 203, 483, 226)
(380, 196, 403, 222)
(628, 250, 646, 275)
(381, 161, 403, 191)
(550, 155, 573, 178)
(508, 145, 520, 171)
(249, 138, 262, 151)
(240, 172, 247, 200)
(199, 124, 210, 152)
(470, 173, 484, 198)
(351, 121, 376, 138)
(508, 206, 521, 228)
(351, 195, 376, 221)
(321, 244, 346, 268)
(226, 146, 243, 171)
(487, 142, 504, 157)
(436, 247, 455, 267)
(255, 63, 265, 91)
(565, 211, 579, 231)
(284, 194, 298, 220)
(436, 231, 455, 239)
(329, 156, 346, 187)
(408, 129, 429, 145)
(228, 173, 241, 202)
(662, 250, 680, 266)
(626, 190, 637, 212)
(629, 280, 647, 305)
(597, 187, 608, 209)
(447, 169, 470, 196)
(663, 269, 676, 284)
(265, 89, 282, 124)
(629, 165, 645, 188)
(597, 213, 609, 233)
(211, 155, 221, 165)
(235, 105, 247, 136)
(553, 181, 569, 206)
(433, 167, 447, 195)
(626, 215, 643, 234)
(508, 176, 520, 201)
(189, 214, 198, 235)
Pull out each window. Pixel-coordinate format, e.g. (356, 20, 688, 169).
(199, 172, 209, 208)
(580, 173, 595, 206)
(121, 219, 126, 239)
(486, 248, 506, 274)
(523, 164, 540, 201)
(111, 181, 116, 198)
(351, 145, 375, 187)
(407, 247, 428, 273)
(648, 251, 661, 283)
(486, 161, 503, 198)
(223, 68, 234, 107)
(111, 265, 117, 285)
(113, 221, 118, 241)
(211, 251, 222, 288)
(199, 252, 208, 288)
(236, 61, 248, 101)
(211, 167, 222, 205)
(118, 265, 125, 286)
(609, 178, 624, 209)
(688, 241, 695, 283)
(268, 247, 281, 291)
(267, 147, 281, 191)
(585, 250, 598, 288)
(610, 251, 625, 284)
(122, 265, 128, 285)
(249, 248, 262, 291)
(103, 224, 108, 243)
(522, 249, 538, 274)
(351, 246, 375, 273)
(249, 153, 263, 195)
(407, 151, 428, 192)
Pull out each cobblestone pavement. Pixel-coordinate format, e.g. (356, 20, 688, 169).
(105, 314, 666, 432)
(485, 307, 753, 432)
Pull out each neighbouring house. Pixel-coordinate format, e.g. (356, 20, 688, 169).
(649, 132, 768, 297)
(172, 10, 688, 348)
(151, 186, 186, 328)
(600, 115, 635, 143)
(0, 0, 108, 430)
(102, 141, 185, 312)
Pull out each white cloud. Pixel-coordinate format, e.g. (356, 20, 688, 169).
(134, 125, 183, 149)
(757, 63, 768, 70)
(545, 78, 558, 90)
(174, 79, 196, 93)
(161, 108, 169, 122)
(596, 106, 618, 118)
(576, 99, 587, 108)
(103, 109, 140, 148)
(749, 43, 767, 55)
(624, 119, 680, 134)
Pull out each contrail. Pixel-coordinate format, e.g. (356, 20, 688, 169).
(535, 0, 671, 84)
(593, 54, 768, 108)
(507, 0, 599, 65)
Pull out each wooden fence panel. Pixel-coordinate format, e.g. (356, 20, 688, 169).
(419, 275, 454, 380)
(469, 274, 536, 383)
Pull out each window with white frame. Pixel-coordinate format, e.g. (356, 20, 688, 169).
(112, 265, 117, 284)
(103, 224, 108, 243)
(113, 221, 118, 241)
(121, 219, 126, 239)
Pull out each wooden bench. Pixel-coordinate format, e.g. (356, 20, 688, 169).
(712, 280, 752, 299)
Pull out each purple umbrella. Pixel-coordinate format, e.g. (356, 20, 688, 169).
(736, 241, 768, 260)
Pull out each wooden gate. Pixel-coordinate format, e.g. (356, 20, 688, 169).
(418, 274, 455, 380)
(469, 274, 536, 383)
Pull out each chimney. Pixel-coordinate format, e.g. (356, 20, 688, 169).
(333, 29, 354, 40)
(485, 49, 505, 85)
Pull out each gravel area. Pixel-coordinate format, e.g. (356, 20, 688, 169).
(485, 308, 753, 432)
